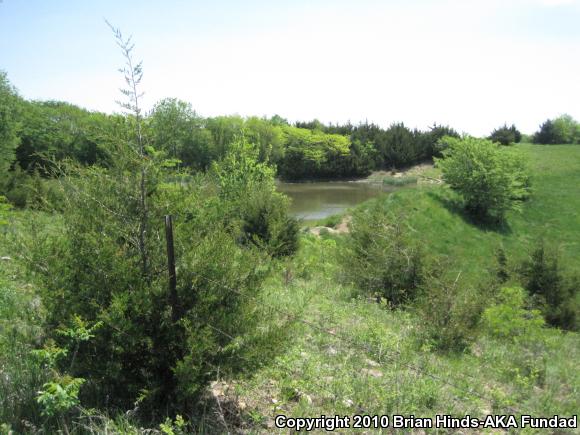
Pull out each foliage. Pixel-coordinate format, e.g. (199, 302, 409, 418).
(533, 114, 580, 144)
(36, 377, 85, 417)
(417, 273, 484, 352)
(150, 98, 210, 170)
(277, 126, 354, 179)
(489, 123, 521, 145)
(481, 286, 545, 342)
(18, 27, 274, 422)
(435, 136, 531, 221)
(518, 242, 578, 331)
(0, 255, 48, 431)
(376, 123, 423, 167)
(343, 204, 424, 306)
(159, 415, 188, 435)
(0, 71, 21, 188)
(212, 141, 298, 257)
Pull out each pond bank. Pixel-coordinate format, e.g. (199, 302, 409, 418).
(277, 162, 437, 222)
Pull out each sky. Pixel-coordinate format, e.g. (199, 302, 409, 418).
(1, 0, 579, 135)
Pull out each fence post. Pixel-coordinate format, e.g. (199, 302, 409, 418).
(165, 215, 179, 322)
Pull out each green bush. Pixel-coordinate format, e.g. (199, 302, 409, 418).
(488, 124, 521, 145)
(533, 114, 580, 144)
(482, 287, 545, 341)
(212, 141, 299, 257)
(21, 143, 273, 420)
(240, 186, 299, 257)
(519, 242, 578, 331)
(342, 204, 424, 306)
(435, 136, 531, 221)
(417, 275, 484, 352)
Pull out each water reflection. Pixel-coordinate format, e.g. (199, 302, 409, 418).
(277, 180, 394, 221)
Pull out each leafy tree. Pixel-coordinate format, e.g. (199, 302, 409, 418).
(489, 123, 522, 145)
(245, 116, 285, 164)
(533, 115, 579, 144)
(205, 115, 245, 159)
(277, 126, 351, 179)
(0, 71, 21, 187)
(435, 136, 531, 221)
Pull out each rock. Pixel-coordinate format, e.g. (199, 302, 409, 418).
(361, 368, 383, 378)
(365, 358, 379, 367)
(326, 346, 338, 355)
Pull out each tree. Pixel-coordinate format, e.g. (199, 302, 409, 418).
(343, 204, 424, 306)
(533, 115, 579, 144)
(0, 71, 21, 187)
(489, 123, 521, 145)
(435, 136, 531, 221)
(519, 242, 578, 331)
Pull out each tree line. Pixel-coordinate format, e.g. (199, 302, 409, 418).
(2, 68, 578, 207)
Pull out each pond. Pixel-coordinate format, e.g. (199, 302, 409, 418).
(276, 180, 397, 221)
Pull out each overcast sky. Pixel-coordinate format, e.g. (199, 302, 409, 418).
(1, 0, 579, 135)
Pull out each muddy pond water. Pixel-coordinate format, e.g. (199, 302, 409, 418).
(276, 180, 398, 221)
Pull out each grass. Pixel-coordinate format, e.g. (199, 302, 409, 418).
(357, 144, 580, 283)
(227, 236, 578, 432)
(0, 144, 578, 433)
(381, 175, 418, 186)
(220, 144, 580, 431)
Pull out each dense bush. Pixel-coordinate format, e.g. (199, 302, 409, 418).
(488, 124, 522, 145)
(22, 154, 271, 419)
(342, 204, 424, 306)
(417, 275, 484, 352)
(519, 242, 578, 331)
(212, 141, 299, 257)
(17, 33, 295, 423)
(435, 136, 531, 221)
(482, 286, 545, 341)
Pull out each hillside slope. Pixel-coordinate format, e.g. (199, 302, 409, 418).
(223, 144, 579, 432)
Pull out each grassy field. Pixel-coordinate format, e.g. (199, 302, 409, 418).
(220, 144, 580, 432)
(0, 144, 578, 433)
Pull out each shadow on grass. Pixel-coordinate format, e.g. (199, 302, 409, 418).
(426, 191, 513, 235)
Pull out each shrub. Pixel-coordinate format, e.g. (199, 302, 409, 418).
(417, 274, 484, 352)
(212, 141, 299, 257)
(342, 204, 424, 306)
(435, 136, 531, 221)
(519, 242, 578, 331)
(240, 186, 299, 258)
(23, 163, 268, 417)
(488, 124, 521, 145)
(481, 287, 545, 342)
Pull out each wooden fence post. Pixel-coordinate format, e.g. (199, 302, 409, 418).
(165, 215, 179, 322)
